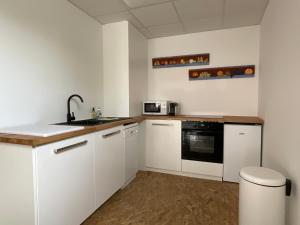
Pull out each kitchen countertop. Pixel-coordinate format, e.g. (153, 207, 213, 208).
(0, 117, 143, 147)
(0, 115, 263, 147)
(144, 115, 264, 124)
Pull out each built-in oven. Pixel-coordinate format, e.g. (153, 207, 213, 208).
(182, 121, 224, 163)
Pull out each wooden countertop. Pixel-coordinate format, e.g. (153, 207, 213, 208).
(0, 115, 263, 147)
(143, 115, 264, 124)
(0, 117, 143, 148)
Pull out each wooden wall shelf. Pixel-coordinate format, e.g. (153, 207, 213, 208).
(189, 65, 255, 81)
(152, 53, 209, 68)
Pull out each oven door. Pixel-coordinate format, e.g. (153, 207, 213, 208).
(182, 130, 223, 163)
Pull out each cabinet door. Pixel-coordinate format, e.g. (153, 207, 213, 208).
(124, 126, 139, 184)
(145, 120, 181, 171)
(94, 126, 124, 208)
(35, 134, 95, 225)
(224, 124, 262, 182)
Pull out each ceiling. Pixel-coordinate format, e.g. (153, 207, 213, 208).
(68, 0, 269, 39)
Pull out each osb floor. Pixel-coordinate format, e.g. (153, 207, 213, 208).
(82, 171, 239, 225)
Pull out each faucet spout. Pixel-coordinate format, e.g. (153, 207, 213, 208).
(67, 94, 84, 123)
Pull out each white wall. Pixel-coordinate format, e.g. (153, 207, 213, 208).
(148, 26, 260, 116)
(0, 0, 103, 128)
(129, 24, 148, 116)
(103, 21, 148, 117)
(103, 21, 129, 117)
(259, 1, 300, 224)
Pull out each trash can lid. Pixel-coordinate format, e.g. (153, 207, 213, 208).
(240, 167, 286, 187)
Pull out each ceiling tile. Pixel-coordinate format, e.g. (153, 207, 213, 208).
(183, 17, 223, 33)
(131, 3, 179, 27)
(174, 0, 224, 21)
(122, 0, 169, 8)
(224, 11, 263, 28)
(225, 0, 269, 14)
(69, 0, 127, 17)
(148, 23, 185, 38)
(96, 11, 144, 28)
(224, 0, 268, 27)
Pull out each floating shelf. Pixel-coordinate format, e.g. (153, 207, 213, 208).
(152, 53, 209, 68)
(189, 65, 255, 81)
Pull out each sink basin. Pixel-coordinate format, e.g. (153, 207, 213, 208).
(56, 118, 130, 126)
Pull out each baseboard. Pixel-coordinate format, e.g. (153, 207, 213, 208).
(144, 167, 223, 181)
(122, 175, 136, 189)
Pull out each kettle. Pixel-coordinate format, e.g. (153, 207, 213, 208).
(168, 102, 178, 116)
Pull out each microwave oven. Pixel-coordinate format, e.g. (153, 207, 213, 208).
(143, 101, 178, 116)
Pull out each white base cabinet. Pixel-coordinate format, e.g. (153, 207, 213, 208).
(0, 126, 127, 225)
(124, 124, 139, 186)
(145, 120, 181, 171)
(35, 135, 95, 225)
(223, 124, 262, 183)
(94, 126, 124, 208)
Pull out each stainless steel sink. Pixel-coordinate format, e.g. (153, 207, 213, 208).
(56, 117, 130, 126)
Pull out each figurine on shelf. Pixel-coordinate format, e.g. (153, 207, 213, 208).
(200, 71, 211, 78)
(217, 70, 224, 76)
(154, 60, 160, 66)
(189, 59, 196, 64)
(225, 71, 231, 76)
(191, 71, 199, 78)
(245, 68, 254, 75)
(198, 56, 204, 63)
(180, 59, 185, 64)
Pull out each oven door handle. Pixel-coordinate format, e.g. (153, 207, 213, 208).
(182, 129, 219, 134)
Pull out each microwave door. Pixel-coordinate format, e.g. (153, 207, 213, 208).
(144, 103, 161, 113)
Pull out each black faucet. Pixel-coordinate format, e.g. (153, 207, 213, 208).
(67, 94, 84, 123)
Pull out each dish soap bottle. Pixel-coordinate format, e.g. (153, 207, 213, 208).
(91, 107, 97, 119)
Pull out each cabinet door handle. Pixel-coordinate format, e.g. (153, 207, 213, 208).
(152, 123, 173, 126)
(239, 132, 246, 135)
(102, 130, 121, 138)
(130, 130, 138, 134)
(54, 140, 88, 154)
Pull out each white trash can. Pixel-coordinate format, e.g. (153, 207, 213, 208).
(239, 167, 286, 225)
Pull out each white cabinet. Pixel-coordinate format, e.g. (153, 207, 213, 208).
(145, 120, 181, 171)
(223, 124, 262, 183)
(35, 135, 95, 225)
(124, 124, 139, 185)
(0, 125, 129, 225)
(94, 126, 124, 208)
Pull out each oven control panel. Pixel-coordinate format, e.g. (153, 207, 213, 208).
(182, 121, 223, 130)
